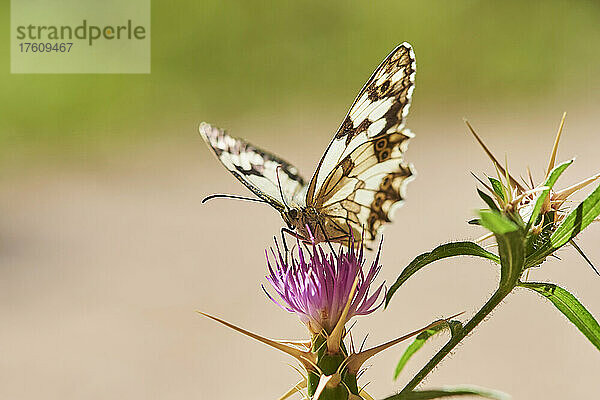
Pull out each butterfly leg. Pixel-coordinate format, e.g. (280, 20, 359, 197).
(279, 227, 300, 263)
(281, 227, 309, 247)
(279, 227, 291, 255)
(281, 227, 314, 257)
(315, 219, 340, 256)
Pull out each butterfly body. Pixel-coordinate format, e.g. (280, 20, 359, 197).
(200, 43, 417, 247)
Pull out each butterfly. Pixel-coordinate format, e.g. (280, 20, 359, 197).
(200, 43, 416, 248)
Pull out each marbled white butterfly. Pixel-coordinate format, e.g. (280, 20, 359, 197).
(200, 43, 416, 247)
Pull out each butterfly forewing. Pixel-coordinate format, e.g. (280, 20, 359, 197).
(306, 43, 417, 243)
(200, 122, 307, 211)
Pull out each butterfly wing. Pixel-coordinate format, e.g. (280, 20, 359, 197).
(306, 43, 416, 243)
(200, 122, 306, 212)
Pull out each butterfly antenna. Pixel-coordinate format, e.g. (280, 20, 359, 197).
(275, 166, 291, 210)
(202, 193, 270, 204)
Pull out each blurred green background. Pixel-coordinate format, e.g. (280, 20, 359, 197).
(2, 1, 600, 165)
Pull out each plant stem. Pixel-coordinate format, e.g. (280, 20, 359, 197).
(401, 285, 513, 392)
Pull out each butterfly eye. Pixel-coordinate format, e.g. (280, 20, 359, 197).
(288, 209, 299, 220)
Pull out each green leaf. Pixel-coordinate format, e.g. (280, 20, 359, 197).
(479, 210, 519, 235)
(382, 385, 510, 400)
(518, 281, 600, 351)
(525, 182, 600, 267)
(525, 160, 572, 231)
(386, 242, 500, 307)
(494, 227, 525, 285)
(488, 177, 506, 201)
(477, 189, 499, 211)
(479, 210, 525, 284)
(393, 324, 445, 380)
(393, 321, 462, 380)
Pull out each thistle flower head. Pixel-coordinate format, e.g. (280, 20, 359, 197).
(467, 115, 600, 275)
(264, 233, 385, 335)
(201, 233, 456, 400)
(468, 115, 600, 234)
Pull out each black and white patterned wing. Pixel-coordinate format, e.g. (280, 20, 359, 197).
(200, 122, 306, 212)
(306, 43, 416, 243)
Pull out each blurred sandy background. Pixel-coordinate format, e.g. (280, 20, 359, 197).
(1, 2, 600, 399)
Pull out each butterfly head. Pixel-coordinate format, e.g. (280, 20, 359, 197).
(282, 207, 302, 230)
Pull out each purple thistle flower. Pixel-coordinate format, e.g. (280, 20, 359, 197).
(264, 235, 385, 335)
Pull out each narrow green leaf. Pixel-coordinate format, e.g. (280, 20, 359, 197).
(519, 281, 600, 350)
(494, 228, 525, 285)
(479, 210, 519, 235)
(394, 324, 447, 380)
(386, 242, 500, 307)
(477, 189, 499, 211)
(525, 159, 572, 231)
(525, 182, 600, 267)
(488, 177, 506, 201)
(480, 209, 526, 283)
(393, 321, 463, 380)
(383, 385, 510, 400)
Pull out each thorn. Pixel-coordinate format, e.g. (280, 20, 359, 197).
(278, 378, 307, 400)
(492, 163, 508, 201)
(546, 112, 567, 179)
(448, 311, 466, 320)
(359, 333, 369, 353)
(471, 172, 495, 195)
(475, 232, 494, 243)
(344, 320, 358, 340)
(358, 386, 376, 400)
(197, 311, 315, 367)
(527, 165, 536, 188)
(276, 339, 313, 349)
(510, 186, 550, 207)
(287, 362, 308, 380)
(345, 313, 463, 374)
(356, 367, 367, 380)
(327, 274, 360, 353)
(519, 174, 531, 190)
(554, 172, 600, 202)
(570, 240, 600, 276)
(465, 120, 526, 192)
(504, 154, 513, 203)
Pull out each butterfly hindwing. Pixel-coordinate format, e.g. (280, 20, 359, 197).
(200, 122, 306, 211)
(315, 129, 415, 241)
(306, 43, 416, 243)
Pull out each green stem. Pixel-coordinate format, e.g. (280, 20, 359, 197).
(401, 284, 513, 392)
